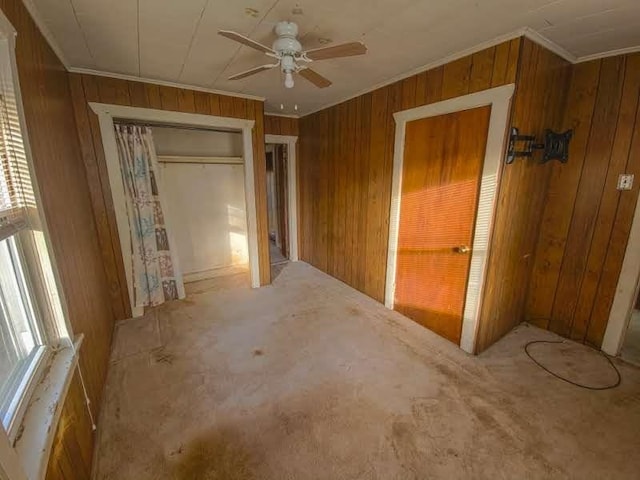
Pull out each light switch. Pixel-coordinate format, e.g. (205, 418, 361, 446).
(617, 174, 634, 191)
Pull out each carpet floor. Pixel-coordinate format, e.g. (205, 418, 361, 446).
(94, 262, 640, 479)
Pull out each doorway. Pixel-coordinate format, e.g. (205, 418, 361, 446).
(264, 133, 299, 281)
(266, 143, 289, 279)
(385, 84, 515, 353)
(90, 103, 260, 317)
(621, 291, 640, 364)
(394, 106, 491, 344)
(601, 177, 640, 357)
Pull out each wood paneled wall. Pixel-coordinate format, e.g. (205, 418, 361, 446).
(0, 0, 115, 478)
(475, 40, 571, 351)
(265, 115, 299, 136)
(526, 53, 640, 348)
(68, 74, 270, 320)
(298, 38, 573, 352)
(299, 39, 521, 302)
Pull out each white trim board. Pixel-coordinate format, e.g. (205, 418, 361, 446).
(157, 155, 243, 165)
(576, 44, 640, 64)
(265, 113, 300, 119)
(601, 188, 640, 356)
(70, 67, 265, 102)
(14, 337, 83, 480)
(89, 103, 261, 317)
(265, 134, 299, 262)
(385, 84, 515, 354)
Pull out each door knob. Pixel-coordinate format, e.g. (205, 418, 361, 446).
(453, 245, 471, 254)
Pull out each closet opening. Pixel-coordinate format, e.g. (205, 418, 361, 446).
(150, 124, 250, 284)
(90, 103, 260, 317)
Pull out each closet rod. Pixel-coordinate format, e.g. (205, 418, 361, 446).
(113, 119, 236, 134)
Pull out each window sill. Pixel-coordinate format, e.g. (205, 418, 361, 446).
(13, 334, 83, 480)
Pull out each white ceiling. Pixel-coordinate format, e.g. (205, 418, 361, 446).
(27, 0, 640, 115)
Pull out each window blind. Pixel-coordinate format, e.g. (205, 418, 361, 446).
(0, 91, 35, 241)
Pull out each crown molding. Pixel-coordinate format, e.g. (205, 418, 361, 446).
(264, 112, 300, 119)
(301, 28, 526, 117)
(301, 28, 583, 117)
(21, 0, 70, 67)
(67, 67, 266, 101)
(576, 44, 640, 64)
(520, 27, 577, 63)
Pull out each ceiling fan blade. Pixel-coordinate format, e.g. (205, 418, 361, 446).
(218, 30, 275, 54)
(304, 42, 367, 61)
(228, 64, 276, 80)
(298, 68, 332, 88)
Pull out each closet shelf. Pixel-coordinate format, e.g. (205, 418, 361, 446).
(157, 155, 243, 165)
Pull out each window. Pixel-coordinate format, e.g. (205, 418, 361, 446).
(0, 27, 68, 445)
(0, 236, 46, 430)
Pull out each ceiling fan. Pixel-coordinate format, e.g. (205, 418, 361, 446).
(218, 21, 367, 89)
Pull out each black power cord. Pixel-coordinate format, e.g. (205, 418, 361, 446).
(524, 340, 622, 390)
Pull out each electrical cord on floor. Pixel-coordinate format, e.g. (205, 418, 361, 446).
(524, 340, 622, 390)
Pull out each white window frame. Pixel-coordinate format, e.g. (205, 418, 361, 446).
(0, 234, 52, 440)
(0, 8, 79, 480)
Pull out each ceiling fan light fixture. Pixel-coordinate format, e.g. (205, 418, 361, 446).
(284, 71, 294, 89)
(219, 21, 367, 90)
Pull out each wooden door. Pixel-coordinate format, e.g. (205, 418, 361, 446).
(394, 106, 491, 344)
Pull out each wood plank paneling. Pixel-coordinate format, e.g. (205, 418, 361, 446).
(264, 115, 299, 136)
(194, 91, 211, 115)
(299, 40, 522, 306)
(145, 83, 162, 109)
(69, 75, 272, 308)
(491, 41, 512, 87)
(69, 75, 129, 320)
(441, 56, 472, 100)
(299, 38, 574, 352)
(476, 39, 572, 352)
(178, 88, 196, 113)
(0, 0, 115, 478)
(425, 66, 444, 103)
(159, 85, 180, 111)
(470, 47, 496, 93)
(127, 81, 148, 108)
(526, 61, 602, 329)
(549, 57, 625, 337)
(45, 373, 94, 480)
(527, 53, 640, 347)
(250, 100, 271, 285)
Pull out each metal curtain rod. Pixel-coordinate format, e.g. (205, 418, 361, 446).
(113, 119, 238, 134)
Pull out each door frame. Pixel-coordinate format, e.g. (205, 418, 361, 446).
(90, 103, 260, 317)
(601, 189, 640, 355)
(265, 134, 299, 262)
(385, 84, 515, 353)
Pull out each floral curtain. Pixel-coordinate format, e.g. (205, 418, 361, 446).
(114, 125, 184, 309)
